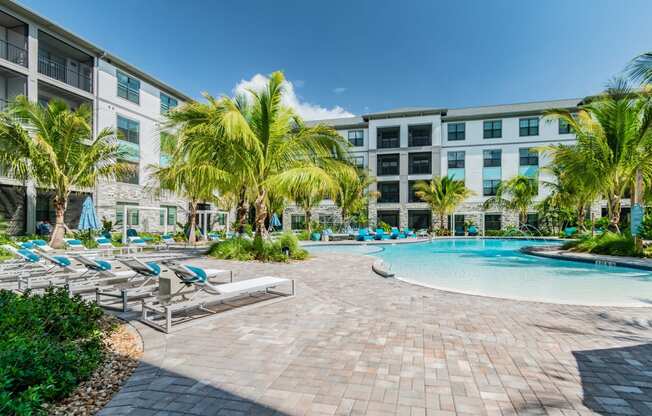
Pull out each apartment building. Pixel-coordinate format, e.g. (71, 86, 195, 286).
(0, 2, 192, 235)
(292, 99, 587, 233)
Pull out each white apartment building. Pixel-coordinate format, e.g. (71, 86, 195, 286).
(292, 99, 588, 233)
(0, 2, 194, 235)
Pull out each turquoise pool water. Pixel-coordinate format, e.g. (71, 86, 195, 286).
(308, 239, 652, 307)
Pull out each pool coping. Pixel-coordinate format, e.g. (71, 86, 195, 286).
(521, 245, 652, 271)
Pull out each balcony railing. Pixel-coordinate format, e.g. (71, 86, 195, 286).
(0, 39, 27, 67)
(38, 55, 92, 93)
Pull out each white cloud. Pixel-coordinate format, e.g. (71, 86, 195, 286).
(333, 87, 347, 94)
(233, 74, 354, 121)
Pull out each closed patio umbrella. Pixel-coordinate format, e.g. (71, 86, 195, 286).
(78, 196, 100, 234)
(271, 213, 282, 230)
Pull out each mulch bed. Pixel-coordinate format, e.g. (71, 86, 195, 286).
(44, 316, 143, 416)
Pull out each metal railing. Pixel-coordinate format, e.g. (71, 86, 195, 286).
(0, 38, 27, 67)
(38, 55, 92, 93)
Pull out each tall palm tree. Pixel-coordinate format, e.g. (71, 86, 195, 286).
(149, 130, 233, 244)
(628, 52, 652, 85)
(168, 71, 354, 237)
(277, 174, 338, 233)
(544, 81, 652, 231)
(414, 176, 472, 234)
(483, 175, 539, 227)
(540, 164, 598, 231)
(0, 96, 129, 248)
(334, 169, 378, 227)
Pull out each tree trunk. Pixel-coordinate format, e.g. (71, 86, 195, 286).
(577, 205, 586, 231)
(49, 196, 67, 249)
(439, 212, 445, 235)
(305, 209, 312, 233)
(188, 201, 198, 244)
(236, 187, 249, 233)
(519, 211, 528, 230)
(608, 195, 621, 232)
(253, 189, 268, 238)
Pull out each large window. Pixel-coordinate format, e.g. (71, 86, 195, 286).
(408, 180, 420, 203)
(519, 148, 539, 166)
(447, 123, 465, 141)
(159, 205, 177, 226)
(447, 151, 465, 168)
(522, 213, 539, 229)
(377, 154, 400, 176)
(117, 116, 140, 144)
(483, 179, 501, 196)
(377, 127, 400, 149)
(377, 210, 400, 227)
(408, 210, 431, 230)
(352, 155, 364, 169)
(348, 130, 364, 146)
(483, 149, 501, 167)
(116, 161, 139, 184)
(117, 70, 140, 104)
(291, 214, 305, 230)
(160, 93, 178, 114)
(377, 181, 400, 203)
(408, 152, 431, 175)
(408, 125, 431, 147)
(484, 214, 501, 231)
(559, 119, 572, 134)
(483, 120, 502, 139)
(116, 202, 139, 226)
(519, 117, 539, 136)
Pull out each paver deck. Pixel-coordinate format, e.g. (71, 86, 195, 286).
(100, 252, 652, 416)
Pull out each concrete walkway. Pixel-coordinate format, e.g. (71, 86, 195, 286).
(100, 252, 652, 416)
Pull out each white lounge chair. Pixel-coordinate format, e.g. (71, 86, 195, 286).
(63, 238, 87, 251)
(95, 256, 163, 312)
(141, 274, 294, 333)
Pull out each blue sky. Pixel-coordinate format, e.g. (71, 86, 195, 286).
(19, 0, 652, 119)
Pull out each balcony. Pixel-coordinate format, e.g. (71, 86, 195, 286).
(38, 31, 93, 93)
(0, 11, 28, 68)
(0, 67, 27, 109)
(377, 127, 400, 149)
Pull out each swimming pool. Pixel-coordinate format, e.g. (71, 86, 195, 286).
(308, 239, 652, 307)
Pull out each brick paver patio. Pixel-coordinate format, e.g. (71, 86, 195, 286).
(100, 252, 652, 416)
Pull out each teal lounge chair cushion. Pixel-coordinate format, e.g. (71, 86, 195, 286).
(185, 265, 207, 282)
(17, 249, 39, 262)
(131, 238, 146, 244)
(146, 262, 161, 276)
(95, 259, 112, 271)
(31, 240, 47, 246)
(96, 237, 111, 244)
(52, 256, 71, 267)
(20, 242, 34, 249)
(66, 239, 83, 246)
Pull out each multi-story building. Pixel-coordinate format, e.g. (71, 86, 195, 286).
(0, 2, 192, 235)
(290, 99, 587, 234)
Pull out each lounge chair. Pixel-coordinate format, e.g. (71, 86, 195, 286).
(63, 238, 87, 251)
(95, 257, 163, 312)
(467, 226, 479, 236)
(26, 239, 55, 252)
(404, 228, 415, 238)
(14, 250, 89, 291)
(374, 228, 390, 240)
(564, 227, 578, 238)
(356, 228, 373, 241)
(207, 232, 222, 241)
(164, 261, 232, 284)
(390, 227, 401, 239)
(141, 274, 294, 333)
(0, 244, 49, 277)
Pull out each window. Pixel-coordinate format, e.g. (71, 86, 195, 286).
(117, 116, 140, 144)
(377, 182, 400, 203)
(484, 214, 501, 231)
(522, 213, 539, 229)
(483, 179, 501, 196)
(447, 151, 465, 168)
(377, 210, 400, 227)
(483, 149, 502, 167)
(319, 214, 334, 227)
(116, 202, 139, 226)
(160, 93, 178, 114)
(483, 120, 502, 139)
(447, 123, 465, 141)
(160, 205, 177, 226)
(291, 214, 305, 230)
(117, 161, 139, 184)
(377, 154, 400, 176)
(408, 180, 421, 203)
(348, 130, 364, 146)
(519, 117, 539, 136)
(377, 127, 400, 149)
(408, 210, 431, 230)
(117, 70, 140, 104)
(559, 119, 572, 134)
(408, 125, 431, 147)
(408, 152, 431, 174)
(519, 148, 539, 166)
(352, 156, 364, 169)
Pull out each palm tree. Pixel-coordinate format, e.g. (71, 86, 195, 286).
(334, 169, 378, 227)
(149, 130, 233, 244)
(544, 81, 652, 231)
(628, 52, 652, 85)
(168, 71, 354, 237)
(483, 175, 539, 227)
(0, 97, 129, 248)
(540, 164, 598, 231)
(277, 174, 338, 233)
(414, 176, 472, 234)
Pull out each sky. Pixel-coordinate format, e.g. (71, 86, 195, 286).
(18, 0, 652, 120)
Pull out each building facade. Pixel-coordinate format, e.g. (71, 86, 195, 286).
(289, 99, 589, 234)
(0, 2, 192, 235)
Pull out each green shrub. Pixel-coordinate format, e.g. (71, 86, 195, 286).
(0, 288, 112, 415)
(563, 231, 643, 257)
(297, 230, 310, 241)
(209, 233, 308, 262)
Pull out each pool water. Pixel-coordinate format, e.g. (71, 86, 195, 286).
(308, 239, 652, 307)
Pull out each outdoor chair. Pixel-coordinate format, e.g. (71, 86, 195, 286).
(95, 256, 163, 312)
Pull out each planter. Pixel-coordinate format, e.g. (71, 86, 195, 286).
(311, 232, 321, 241)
